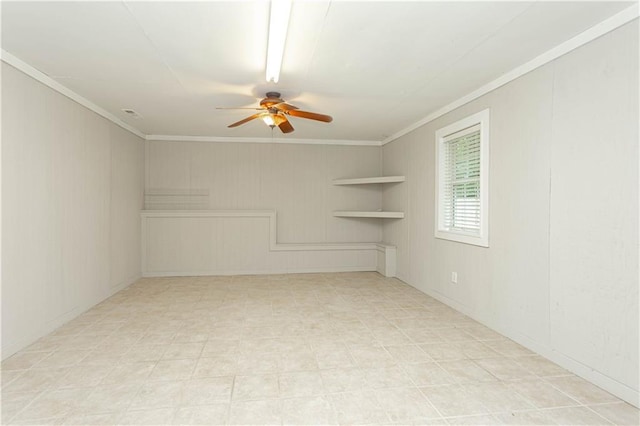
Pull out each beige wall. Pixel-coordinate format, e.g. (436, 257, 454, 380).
(382, 21, 639, 405)
(1, 63, 145, 358)
(145, 140, 383, 244)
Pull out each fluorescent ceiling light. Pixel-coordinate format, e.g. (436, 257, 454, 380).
(265, 0, 292, 83)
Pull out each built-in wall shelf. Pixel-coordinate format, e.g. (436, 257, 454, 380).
(333, 176, 406, 185)
(333, 175, 406, 220)
(334, 211, 405, 219)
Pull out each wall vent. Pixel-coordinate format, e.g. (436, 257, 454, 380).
(122, 109, 142, 119)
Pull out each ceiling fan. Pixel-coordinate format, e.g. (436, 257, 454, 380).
(219, 92, 333, 134)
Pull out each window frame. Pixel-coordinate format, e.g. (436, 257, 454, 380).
(435, 109, 490, 247)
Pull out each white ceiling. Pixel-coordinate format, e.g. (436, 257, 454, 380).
(1, 1, 634, 142)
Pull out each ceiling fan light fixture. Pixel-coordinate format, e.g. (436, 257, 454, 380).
(262, 114, 276, 127)
(265, 0, 292, 83)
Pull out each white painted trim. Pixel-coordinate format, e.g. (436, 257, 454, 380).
(140, 210, 384, 252)
(273, 242, 378, 251)
(141, 210, 398, 279)
(333, 176, 406, 185)
(145, 134, 381, 146)
(0, 52, 378, 147)
(334, 211, 405, 219)
(375, 243, 396, 249)
(376, 244, 397, 277)
(0, 49, 146, 140)
(145, 188, 209, 196)
(435, 109, 490, 248)
(414, 283, 639, 408)
(141, 210, 275, 218)
(142, 266, 377, 278)
(3, 4, 637, 148)
(382, 4, 640, 145)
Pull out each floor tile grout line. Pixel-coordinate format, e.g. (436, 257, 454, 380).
(3, 272, 636, 425)
(539, 374, 612, 407)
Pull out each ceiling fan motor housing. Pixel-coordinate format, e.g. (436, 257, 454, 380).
(260, 92, 284, 108)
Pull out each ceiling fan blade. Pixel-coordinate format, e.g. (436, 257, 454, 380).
(216, 107, 264, 110)
(273, 102, 299, 111)
(285, 109, 333, 123)
(273, 114, 295, 133)
(228, 113, 262, 128)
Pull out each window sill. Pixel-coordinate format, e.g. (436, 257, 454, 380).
(435, 230, 488, 247)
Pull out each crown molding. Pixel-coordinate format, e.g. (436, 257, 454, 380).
(4, 3, 637, 148)
(382, 4, 639, 145)
(145, 134, 381, 146)
(1, 50, 378, 147)
(1, 49, 146, 140)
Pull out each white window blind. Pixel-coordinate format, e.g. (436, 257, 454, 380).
(435, 109, 489, 247)
(442, 124, 481, 234)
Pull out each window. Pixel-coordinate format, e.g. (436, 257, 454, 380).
(435, 109, 489, 247)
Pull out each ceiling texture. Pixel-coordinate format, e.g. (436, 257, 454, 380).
(1, 1, 635, 142)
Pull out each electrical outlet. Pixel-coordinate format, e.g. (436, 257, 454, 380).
(451, 272, 458, 284)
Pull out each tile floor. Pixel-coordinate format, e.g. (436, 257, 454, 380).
(2, 272, 638, 425)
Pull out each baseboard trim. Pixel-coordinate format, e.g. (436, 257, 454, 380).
(409, 282, 639, 408)
(142, 266, 377, 278)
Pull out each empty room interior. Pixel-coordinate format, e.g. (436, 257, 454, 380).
(1, 1, 639, 425)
